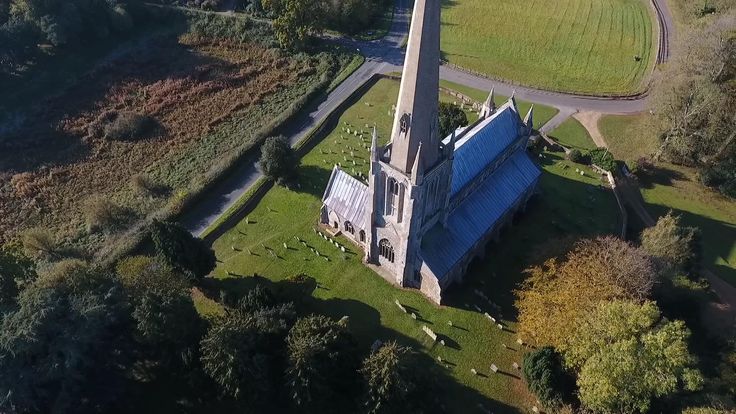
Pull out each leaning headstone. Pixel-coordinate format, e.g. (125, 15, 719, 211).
(437, 356, 442, 363)
(447, 320, 453, 327)
(497, 323, 503, 330)
(484, 312, 496, 323)
(411, 313, 417, 320)
(283, 242, 287, 249)
(440, 339, 445, 346)
(516, 338, 524, 346)
(512, 362, 520, 370)
(340, 246, 346, 252)
(501, 343, 507, 349)
(471, 368, 477, 376)
(490, 364, 498, 373)
(394, 299, 406, 313)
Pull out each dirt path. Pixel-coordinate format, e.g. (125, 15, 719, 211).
(573, 111, 608, 148)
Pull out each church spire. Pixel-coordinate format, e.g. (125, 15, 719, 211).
(411, 143, 424, 185)
(370, 126, 379, 162)
(388, 0, 440, 174)
(523, 105, 534, 133)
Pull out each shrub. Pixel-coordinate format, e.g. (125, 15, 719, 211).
(438, 102, 468, 139)
(21, 228, 56, 258)
(566, 148, 584, 163)
(103, 111, 156, 141)
(587, 148, 616, 171)
(258, 135, 297, 184)
(150, 220, 216, 281)
(84, 197, 130, 232)
(522, 346, 573, 408)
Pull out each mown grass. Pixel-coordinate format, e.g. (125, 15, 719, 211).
(438, 80, 559, 129)
(206, 78, 620, 411)
(549, 118, 597, 150)
(440, 0, 655, 94)
(599, 113, 659, 162)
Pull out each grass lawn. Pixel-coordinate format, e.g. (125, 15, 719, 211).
(206, 78, 620, 412)
(438, 79, 559, 129)
(639, 164, 736, 287)
(440, 0, 655, 95)
(599, 113, 658, 162)
(549, 118, 597, 150)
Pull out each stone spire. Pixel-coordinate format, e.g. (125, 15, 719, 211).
(388, 0, 440, 174)
(480, 87, 495, 118)
(411, 143, 424, 185)
(523, 105, 534, 133)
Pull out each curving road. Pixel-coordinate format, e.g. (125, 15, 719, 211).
(182, 0, 674, 235)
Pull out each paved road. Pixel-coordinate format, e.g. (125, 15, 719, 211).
(182, 0, 674, 235)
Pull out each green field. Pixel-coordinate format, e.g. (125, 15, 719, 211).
(440, 0, 655, 94)
(549, 118, 597, 150)
(206, 78, 619, 411)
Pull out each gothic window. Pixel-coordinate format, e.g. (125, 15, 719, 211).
(386, 177, 400, 215)
(359, 230, 365, 242)
(333, 221, 338, 229)
(379, 239, 394, 263)
(344, 221, 354, 234)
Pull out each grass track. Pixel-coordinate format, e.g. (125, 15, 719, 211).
(206, 78, 620, 411)
(440, 0, 655, 94)
(549, 118, 597, 150)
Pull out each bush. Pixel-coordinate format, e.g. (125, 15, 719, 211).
(438, 102, 468, 139)
(84, 197, 130, 232)
(131, 174, 166, 197)
(258, 135, 297, 184)
(150, 220, 216, 281)
(522, 346, 574, 408)
(566, 148, 584, 163)
(21, 228, 56, 258)
(587, 147, 616, 171)
(103, 111, 156, 141)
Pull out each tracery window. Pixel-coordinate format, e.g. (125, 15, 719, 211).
(359, 230, 365, 242)
(345, 221, 354, 234)
(379, 239, 395, 263)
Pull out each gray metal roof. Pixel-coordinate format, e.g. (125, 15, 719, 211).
(322, 166, 370, 230)
(447, 103, 522, 197)
(421, 150, 540, 280)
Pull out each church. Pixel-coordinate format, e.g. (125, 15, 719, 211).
(319, 0, 540, 304)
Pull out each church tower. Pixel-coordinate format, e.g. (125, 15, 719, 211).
(365, 0, 452, 288)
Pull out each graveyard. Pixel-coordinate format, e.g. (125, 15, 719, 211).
(207, 77, 620, 411)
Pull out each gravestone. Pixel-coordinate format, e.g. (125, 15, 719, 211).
(512, 362, 520, 370)
(395, 299, 407, 313)
(490, 364, 498, 373)
(422, 325, 437, 341)
(471, 368, 477, 376)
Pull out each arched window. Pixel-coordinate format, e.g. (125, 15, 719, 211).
(359, 230, 365, 242)
(386, 177, 400, 215)
(333, 221, 338, 229)
(379, 239, 394, 263)
(344, 221, 354, 234)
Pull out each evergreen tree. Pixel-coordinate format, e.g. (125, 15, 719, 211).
(150, 220, 216, 281)
(438, 102, 468, 139)
(258, 135, 298, 184)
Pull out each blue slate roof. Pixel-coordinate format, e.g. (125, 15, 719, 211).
(445, 104, 521, 197)
(322, 167, 370, 230)
(421, 150, 540, 281)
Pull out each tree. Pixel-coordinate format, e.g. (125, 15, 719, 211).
(0, 246, 35, 309)
(438, 102, 468, 139)
(649, 12, 736, 197)
(285, 314, 359, 410)
(641, 212, 701, 275)
(0, 264, 133, 414)
(258, 135, 297, 183)
(569, 300, 702, 413)
(200, 302, 295, 404)
(522, 346, 574, 409)
(120, 258, 204, 370)
(150, 220, 216, 281)
(360, 341, 419, 414)
(516, 236, 656, 349)
(263, 0, 326, 49)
